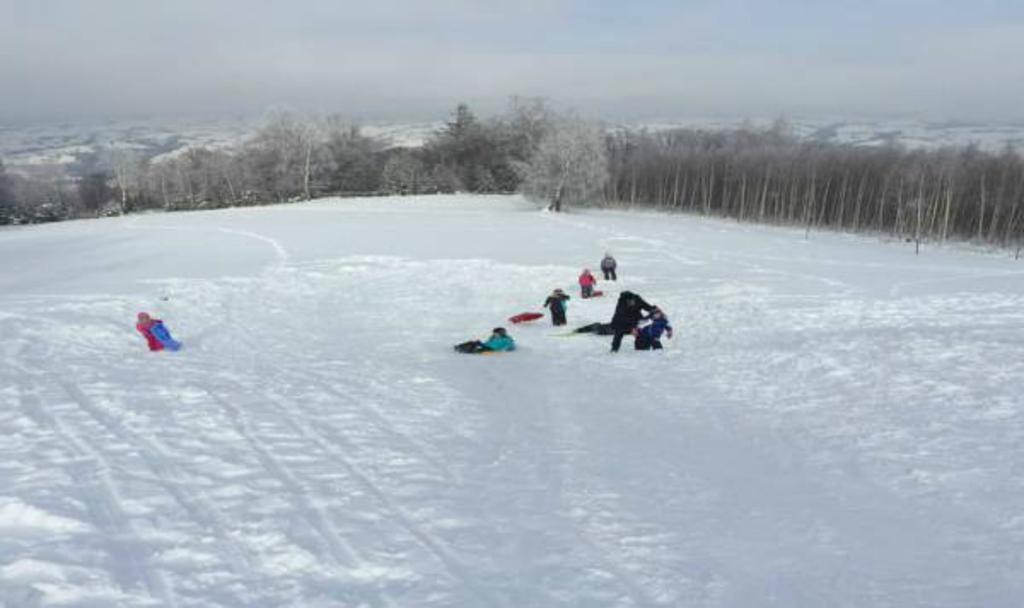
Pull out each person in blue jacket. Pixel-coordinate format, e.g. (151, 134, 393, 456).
(454, 327, 517, 354)
(634, 307, 673, 350)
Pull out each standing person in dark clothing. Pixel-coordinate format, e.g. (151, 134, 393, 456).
(543, 288, 571, 326)
(600, 253, 617, 281)
(609, 290, 655, 352)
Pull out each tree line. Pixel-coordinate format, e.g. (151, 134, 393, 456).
(2, 105, 1022, 254)
(0, 99, 555, 224)
(604, 123, 1024, 253)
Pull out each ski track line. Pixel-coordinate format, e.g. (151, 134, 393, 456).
(48, 374, 260, 582)
(223, 309, 461, 487)
(16, 385, 179, 608)
(200, 390, 387, 591)
(214, 226, 290, 266)
(283, 365, 461, 486)
(125, 221, 290, 269)
(209, 382, 505, 608)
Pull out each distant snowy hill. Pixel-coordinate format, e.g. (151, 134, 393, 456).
(4, 116, 1023, 176)
(1, 195, 1022, 606)
(619, 117, 1024, 151)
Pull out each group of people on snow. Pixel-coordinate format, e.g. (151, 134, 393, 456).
(137, 251, 669, 356)
(457, 252, 673, 355)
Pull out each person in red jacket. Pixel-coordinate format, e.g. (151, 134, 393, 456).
(578, 268, 597, 298)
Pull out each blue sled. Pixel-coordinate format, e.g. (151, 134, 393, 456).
(151, 322, 182, 352)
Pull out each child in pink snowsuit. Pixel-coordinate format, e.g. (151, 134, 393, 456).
(136, 312, 181, 352)
(136, 313, 163, 351)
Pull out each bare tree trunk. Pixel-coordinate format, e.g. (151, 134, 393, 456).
(852, 170, 867, 231)
(988, 164, 1011, 242)
(921, 172, 929, 252)
(225, 173, 238, 204)
(630, 165, 637, 206)
(804, 170, 817, 239)
(671, 163, 682, 208)
(738, 173, 747, 221)
(836, 171, 849, 227)
(303, 138, 313, 201)
(941, 175, 953, 243)
(895, 176, 905, 237)
(758, 168, 771, 221)
(977, 173, 987, 241)
(1004, 176, 1024, 246)
(160, 174, 170, 210)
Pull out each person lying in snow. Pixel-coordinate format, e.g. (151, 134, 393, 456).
(578, 269, 597, 298)
(573, 322, 615, 335)
(454, 327, 517, 354)
(136, 312, 182, 352)
(634, 307, 673, 350)
(543, 288, 571, 326)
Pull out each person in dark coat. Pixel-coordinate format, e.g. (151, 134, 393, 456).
(600, 253, 617, 281)
(573, 322, 614, 335)
(634, 307, 673, 350)
(609, 290, 655, 352)
(543, 288, 571, 326)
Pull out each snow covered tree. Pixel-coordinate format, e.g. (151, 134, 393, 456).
(322, 120, 383, 194)
(505, 96, 555, 160)
(241, 109, 320, 202)
(107, 148, 145, 214)
(521, 113, 608, 212)
(13, 165, 75, 222)
(77, 171, 114, 216)
(423, 102, 529, 193)
(381, 151, 424, 195)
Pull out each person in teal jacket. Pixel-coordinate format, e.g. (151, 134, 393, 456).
(454, 328, 516, 354)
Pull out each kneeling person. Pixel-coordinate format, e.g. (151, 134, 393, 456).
(634, 308, 673, 350)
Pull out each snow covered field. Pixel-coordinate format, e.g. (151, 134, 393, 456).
(1, 195, 1023, 607)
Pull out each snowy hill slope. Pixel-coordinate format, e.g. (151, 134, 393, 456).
(1, 195, 1023, 607)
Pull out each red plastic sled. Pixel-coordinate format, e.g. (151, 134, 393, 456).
(509, 312, 544, 324)
(583, 290, 604, 299)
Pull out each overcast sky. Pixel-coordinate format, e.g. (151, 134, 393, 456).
(2, 0, 1023, 124)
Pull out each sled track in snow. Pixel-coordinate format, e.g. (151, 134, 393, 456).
(282, 365, 461, 485)
(201, 388, 401, 608)
(49, 374, 260, 588)
(16, 383, 180, 607)
(204, 377, 506, 608)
